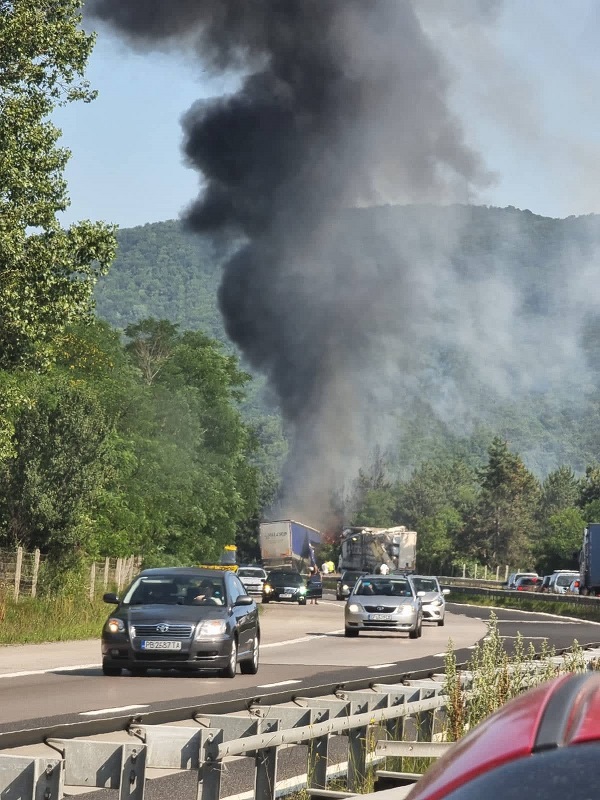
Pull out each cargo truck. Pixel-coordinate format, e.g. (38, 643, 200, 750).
(338, 526, 417, 574)
(259, 519, 321, 571)
(578, 522, 600, 596)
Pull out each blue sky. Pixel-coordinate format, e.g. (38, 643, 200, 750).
(55, 1, 600, 229)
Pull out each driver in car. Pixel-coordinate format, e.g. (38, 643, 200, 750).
(189, 580, 223, 605)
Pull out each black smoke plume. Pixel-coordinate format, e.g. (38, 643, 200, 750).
(86, 0, 496, 525)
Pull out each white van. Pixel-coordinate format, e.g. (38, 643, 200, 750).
(548, 570, 579, 594)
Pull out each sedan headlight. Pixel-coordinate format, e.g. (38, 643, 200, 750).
(431, 598, 444, 607)
(347, 603, 363, 614)
(263, 584, 272, 594)
(398, 604, 414, 615)
(195, 619, 227, 638)
(299, 586, 307, 594)
(105, 618, 125, 634)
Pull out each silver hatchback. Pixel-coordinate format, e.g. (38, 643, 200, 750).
(409, 575, 450, 626)
(344, 575, 423, 639)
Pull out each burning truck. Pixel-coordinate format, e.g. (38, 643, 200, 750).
(338, 526, 417, 574)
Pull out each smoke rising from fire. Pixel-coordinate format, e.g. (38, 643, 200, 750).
(87, 1, 600, 525)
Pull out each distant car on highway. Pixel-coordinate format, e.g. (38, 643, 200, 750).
(336, 570, 366, 601)
(548, 570, 580, 594)
(237, 565, 267, 595)
(344, 574, 423, 639)
(262, 569, 321, 605)
(514, 575, 543, 592)
(101, 567, 259, 678)
(409, 575, 450, 626)
(506, 571, 538, 589)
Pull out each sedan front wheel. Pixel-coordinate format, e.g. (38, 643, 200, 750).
(240, 635, 260, 675)
(221, 639, 238, 678)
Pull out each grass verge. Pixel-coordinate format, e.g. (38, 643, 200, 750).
(450, 591, 600, 624)
(0, 592, 111, 645)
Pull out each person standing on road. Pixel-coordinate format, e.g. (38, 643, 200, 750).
(308, 565, 321, 604)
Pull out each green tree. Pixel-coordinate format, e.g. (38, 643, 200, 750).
(0, 0, 116, 369)
(534, 507, 584, 575)
(468, 438, 541, 567)
(0, 373, 112, 565)
(539, 466, 579, 520)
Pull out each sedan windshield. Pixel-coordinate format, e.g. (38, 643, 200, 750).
(411, 577, 439, 593)
(268, 572, 303, 587)
(355, 579, 413, 597)
(238, 568, 266, 578)
(123, 575, 226, 605)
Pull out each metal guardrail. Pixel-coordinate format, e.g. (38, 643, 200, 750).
(440, 580, 600, 607)
(0, 681, 450, 800)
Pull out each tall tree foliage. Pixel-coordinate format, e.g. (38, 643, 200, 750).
(0, 0, 116, 370)
(468, 438, 541, 566)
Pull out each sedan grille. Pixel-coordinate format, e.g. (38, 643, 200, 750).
(363, 605, 398, 614)
(132, 624, 193, 638)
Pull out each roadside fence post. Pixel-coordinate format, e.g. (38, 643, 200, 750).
(89, 562, 96, 601)
(474, 564, 478, 580)
(103, 557, 110, 590)
(484, 566, 488, 580)
(505, 565, 509, 581)
(495, 566, 500, 581)
(462, 563, 466, 578)
(31, 549, 40, 598)
(13, 546, 22, 601)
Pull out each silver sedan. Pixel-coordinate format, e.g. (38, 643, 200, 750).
(409, 575, 450, 626)
(344, 575, 423, 639)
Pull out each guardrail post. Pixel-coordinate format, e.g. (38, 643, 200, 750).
(255, 745, 278, 800)
(347, 722, 368, 791)
(0, 755, 62, 800)
(120, 743, 146, 800)
(308, 731, 329, 790)
(201, 729, 223, 800)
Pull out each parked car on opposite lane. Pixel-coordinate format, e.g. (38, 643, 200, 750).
(101, 567, 259, 678)
(409, 575, 450, 626)
(336, 570, 366, 601)
(237, 565, 267, 595)
(344, 574, 423, 639)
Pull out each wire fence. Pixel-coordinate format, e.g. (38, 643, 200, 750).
(0, 547, 142, 601)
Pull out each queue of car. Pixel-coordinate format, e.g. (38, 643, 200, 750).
(507, 569, 580, 594)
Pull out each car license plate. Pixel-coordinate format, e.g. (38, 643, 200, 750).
(141, 640, 182, 650)
(370, 614, 393, 621)
(280, 593, 292, 599)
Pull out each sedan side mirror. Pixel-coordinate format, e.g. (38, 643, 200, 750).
(103, 592, 119, 604)
(235, 595, 254, 606)
(442, 588, 450, 595)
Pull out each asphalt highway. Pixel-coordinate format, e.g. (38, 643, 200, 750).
(0, 596, 597, 740)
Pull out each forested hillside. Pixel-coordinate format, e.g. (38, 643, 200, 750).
(94, 204, 600, 478)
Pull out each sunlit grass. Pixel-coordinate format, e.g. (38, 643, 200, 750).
(0, 591, 110, 645)
(451, 591, 600, 623)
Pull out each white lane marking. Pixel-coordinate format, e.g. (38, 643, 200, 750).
(0, 630, 346, 679)
(433, 653, 447, 658)
(0, 664, 99, 679)
(80, 705, 149, 716)
(460, 603, 600, 626)
(367, 663, 396, 669)
(262, 630, 345, 649)
(257, 679, 302, 688)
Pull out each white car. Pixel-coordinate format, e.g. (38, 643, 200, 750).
(237, 566, 267, 595)
(409, 575, 450, 626)
(548, 570, 579, 594)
